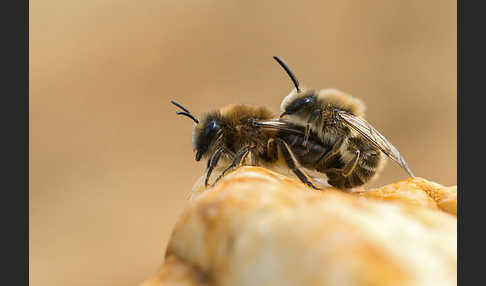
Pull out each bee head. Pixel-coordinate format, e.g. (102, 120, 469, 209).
(280, 89, 318, 119)
(273, 57, 365, 119)
(273, 56, 318, 119)
(171, 100, 221, 161)
(192, 113, 223, 161)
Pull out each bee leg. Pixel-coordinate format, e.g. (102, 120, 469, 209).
(249, 151, 257, 166)
(267, 138, 278, 160)
(276, 139, 320, 190)
(316, 136, 346, 170)
(212, 145, 252, 186)
(342, 150, 360, 177)
(303, 109, 321, 147)
(322, 168, 343, 173)
(204, 148, 225, 187)
(321, 150, 360, 188)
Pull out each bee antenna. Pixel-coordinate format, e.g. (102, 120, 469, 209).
(171, 100, 199, 124)
(176, 112, 199, 124)
(273, 56, 300, 92)
(171, 100, 191, 113)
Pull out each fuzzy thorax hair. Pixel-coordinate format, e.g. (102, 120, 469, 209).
(191, 104, 276, 157)
(281, 88, 366, 118)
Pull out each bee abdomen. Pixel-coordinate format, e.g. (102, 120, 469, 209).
(326, 150, 382, 189)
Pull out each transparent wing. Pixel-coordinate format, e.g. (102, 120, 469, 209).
(250, 119, 306, 135)
(338, 112, 415, 177)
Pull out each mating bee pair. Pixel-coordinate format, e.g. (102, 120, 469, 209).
(171, 57, 414, 190)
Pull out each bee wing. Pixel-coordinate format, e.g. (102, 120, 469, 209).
(337, 112, 415, 177)
(250, 119, 306, 135)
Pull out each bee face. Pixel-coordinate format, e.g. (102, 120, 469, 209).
(193, 113, 223, 161)
(280, 89, 318, 119)
(170, 100, 224, 162)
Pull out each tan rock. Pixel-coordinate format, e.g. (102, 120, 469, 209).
(352, 177, 457, 215)
(141, 167, 457, 286)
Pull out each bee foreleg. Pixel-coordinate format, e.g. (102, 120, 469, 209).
(276, 139, 320, 190)
(205, 148, 225, 187)
(303, 109, 321, 147)
(212, 145, 252, 186)
(342, 150, 360, 177)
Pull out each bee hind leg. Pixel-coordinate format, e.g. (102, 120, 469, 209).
(316, 136, 346, 169)
(321, 150, 360, 178)
(276, 139, 320, 190)
(323, 150, 362, 189)
(212, 145, 252, 186)
(342, 150, 360, 177)
(266, 138, 279, 161)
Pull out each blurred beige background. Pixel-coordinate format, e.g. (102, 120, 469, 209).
(30, 1, 456, 285)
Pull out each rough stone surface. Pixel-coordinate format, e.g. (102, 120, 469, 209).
(141, 167, 457, 286)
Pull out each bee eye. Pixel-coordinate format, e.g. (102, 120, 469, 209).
(288, 96, 314, 112)
(204, 121, 220, 136)
(281, 96, 316, 117)
(295, 96, 314, 108)
(194, 119, 221, 160)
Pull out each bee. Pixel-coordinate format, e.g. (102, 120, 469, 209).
(252, 57, 415, 189)
(170, 100, 327, 189)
